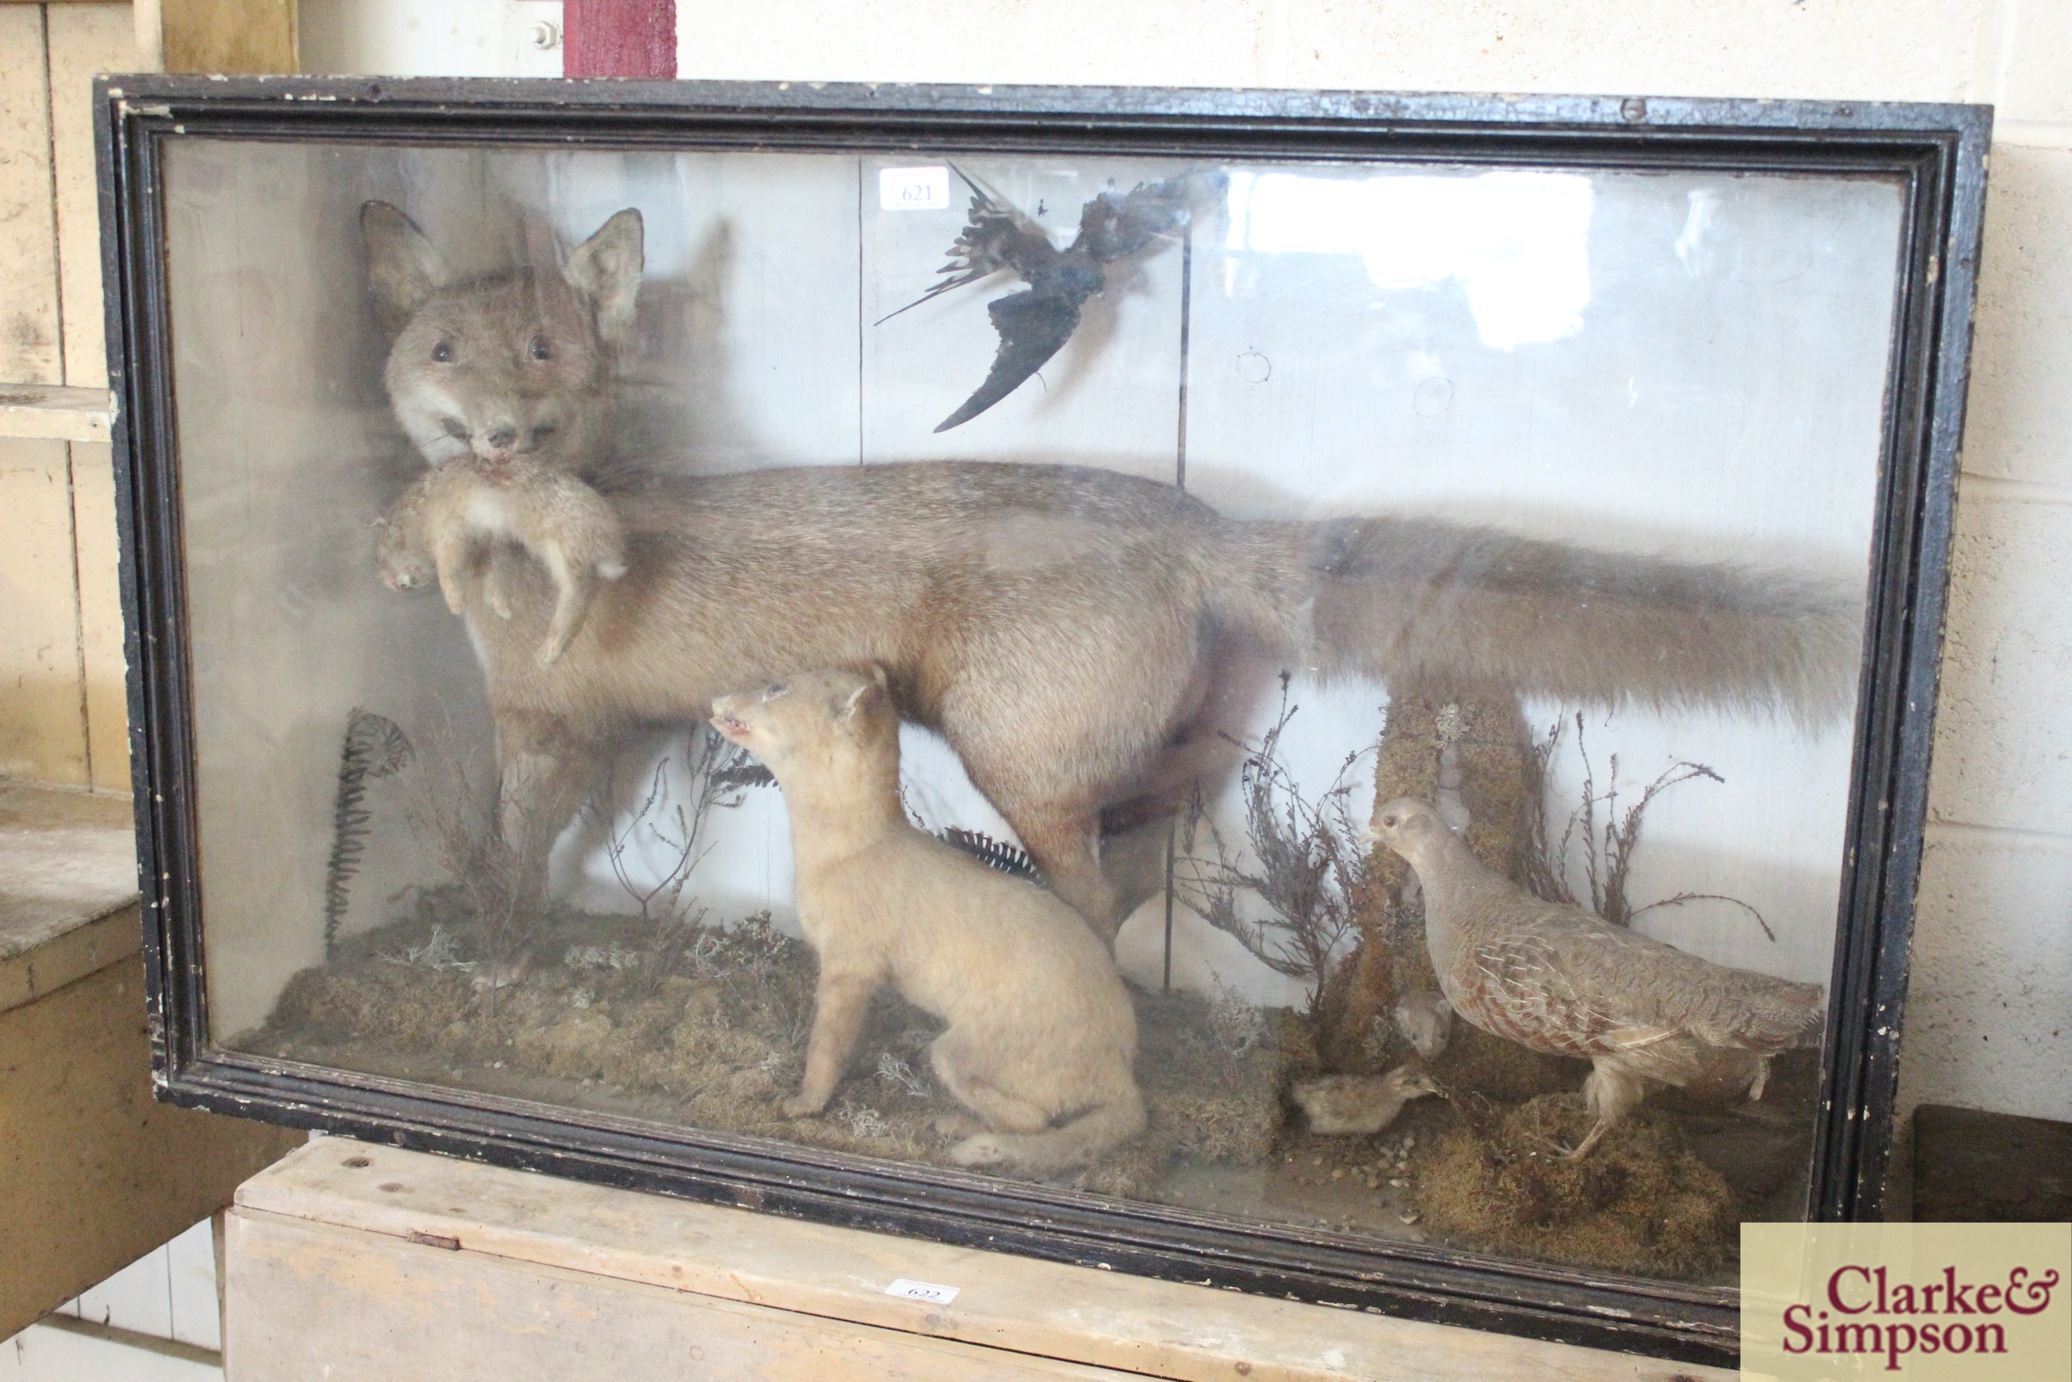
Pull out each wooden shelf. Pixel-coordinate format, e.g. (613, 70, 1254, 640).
(0, 383, 113, 444)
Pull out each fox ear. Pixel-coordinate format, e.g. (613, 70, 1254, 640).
(360, 202, 447, 337)
(565, 208, 644, 351)
(837, 676, 881, 721)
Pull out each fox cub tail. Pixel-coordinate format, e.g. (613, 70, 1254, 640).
(947, 1087, 1148, 1173)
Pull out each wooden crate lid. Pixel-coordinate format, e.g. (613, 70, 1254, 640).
(240, 1137, 1730, 1382)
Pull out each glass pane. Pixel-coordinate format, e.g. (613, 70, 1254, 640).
(163, 137, 1901, 1286)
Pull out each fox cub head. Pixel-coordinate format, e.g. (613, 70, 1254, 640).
(361, 201, 644, 472)
(711, 668, 897, 789)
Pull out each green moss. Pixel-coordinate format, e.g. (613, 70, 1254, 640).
(1415, 1094, 1735, 1279)
(244, 908, 1289, 1193)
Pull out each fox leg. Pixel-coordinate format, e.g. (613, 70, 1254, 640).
(928, 1035, 1050, 1133)
(785, 970, 878, 1118)
(492, 715, 602, 919)
(1000, 802, 1120, 940)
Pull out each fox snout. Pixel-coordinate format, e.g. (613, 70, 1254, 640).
(465, 418, 559, 464)
(710, 695, 756, 744)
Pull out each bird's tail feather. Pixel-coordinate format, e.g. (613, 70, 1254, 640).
(1207, 515, 1858, 719)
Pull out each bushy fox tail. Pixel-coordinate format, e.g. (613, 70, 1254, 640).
(1208, 516, 1857, 717)
(948, 1088, 1147, 1173)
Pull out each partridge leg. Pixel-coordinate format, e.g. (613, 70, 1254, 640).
(1567, 1063, 1647, 1160)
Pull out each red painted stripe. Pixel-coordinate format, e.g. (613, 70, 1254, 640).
(564, 0, 677, 79)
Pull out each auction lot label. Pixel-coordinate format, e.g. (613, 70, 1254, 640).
(1743, 1223, 2068, 1380)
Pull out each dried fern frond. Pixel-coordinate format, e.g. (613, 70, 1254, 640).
(323, 708, 415, 956)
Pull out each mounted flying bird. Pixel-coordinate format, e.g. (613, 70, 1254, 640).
(882, 166, 1227, 431)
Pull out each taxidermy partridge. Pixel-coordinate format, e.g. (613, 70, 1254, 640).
(1367, 797, 1825, 1158)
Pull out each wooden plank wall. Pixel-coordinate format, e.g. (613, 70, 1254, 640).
(0, 4, 133, 791)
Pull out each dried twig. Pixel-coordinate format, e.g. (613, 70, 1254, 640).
(403, 708, 534, 1008)
(1172, 675, 1371, 1017)
(1526, 714, 1773, 940)
(592, 726, 760, 993)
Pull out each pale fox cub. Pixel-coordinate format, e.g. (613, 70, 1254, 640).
(375, 455, 628, 666)
(711, 668, 1145, 1173)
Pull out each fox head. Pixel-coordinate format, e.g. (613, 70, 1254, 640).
(361, 202, 644, 471)
(710, 668, 898, 793)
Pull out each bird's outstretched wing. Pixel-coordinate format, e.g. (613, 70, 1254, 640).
(933, 283, 1088, 431)
(874, 167, 1058, 326)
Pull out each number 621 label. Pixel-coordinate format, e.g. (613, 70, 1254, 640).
(884, 1277, 960, 1304)
(879, 167, 951, 211)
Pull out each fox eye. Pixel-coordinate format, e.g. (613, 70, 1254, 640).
(431, 340, 454, 363)
(1382, 814, 1398, 827)
(761, 682, 788, 700)
(440, 418, 469, 439)
(528, 336, 553, 362)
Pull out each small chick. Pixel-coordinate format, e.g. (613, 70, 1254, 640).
(1292, 1064, 1441, 1136)
(376, 455, 627, 666)
(1394, 989, 1454, 1060)
(1368, 796, 1825, 1159)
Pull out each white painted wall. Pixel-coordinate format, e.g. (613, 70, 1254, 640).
(300, 0, 563, 77)
(268, 0, 2072, 1134)
(3, 1219, 223, 1381)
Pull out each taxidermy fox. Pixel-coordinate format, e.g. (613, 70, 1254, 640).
(364, 204, 1857, 939)
(374, 454, 628, 666)
(712, 668, 1145, 1171)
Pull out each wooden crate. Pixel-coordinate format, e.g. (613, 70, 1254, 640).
(1, 782, 304, 1338)
(226, 1137, 1731, 1382)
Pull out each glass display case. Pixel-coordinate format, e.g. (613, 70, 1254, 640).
(99, 77, 1988, 1365)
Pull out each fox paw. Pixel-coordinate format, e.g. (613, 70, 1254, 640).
(781, 1094, 825, 1119)
(932, 1111, 982, 1139)
(948, 1133, 1008, 1167)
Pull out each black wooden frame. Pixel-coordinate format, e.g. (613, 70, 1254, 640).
(95, 75, 1990, 1368)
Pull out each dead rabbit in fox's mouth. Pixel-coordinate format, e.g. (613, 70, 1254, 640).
(361, 202, 641, 664)
(363, 199, 1860, 942)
